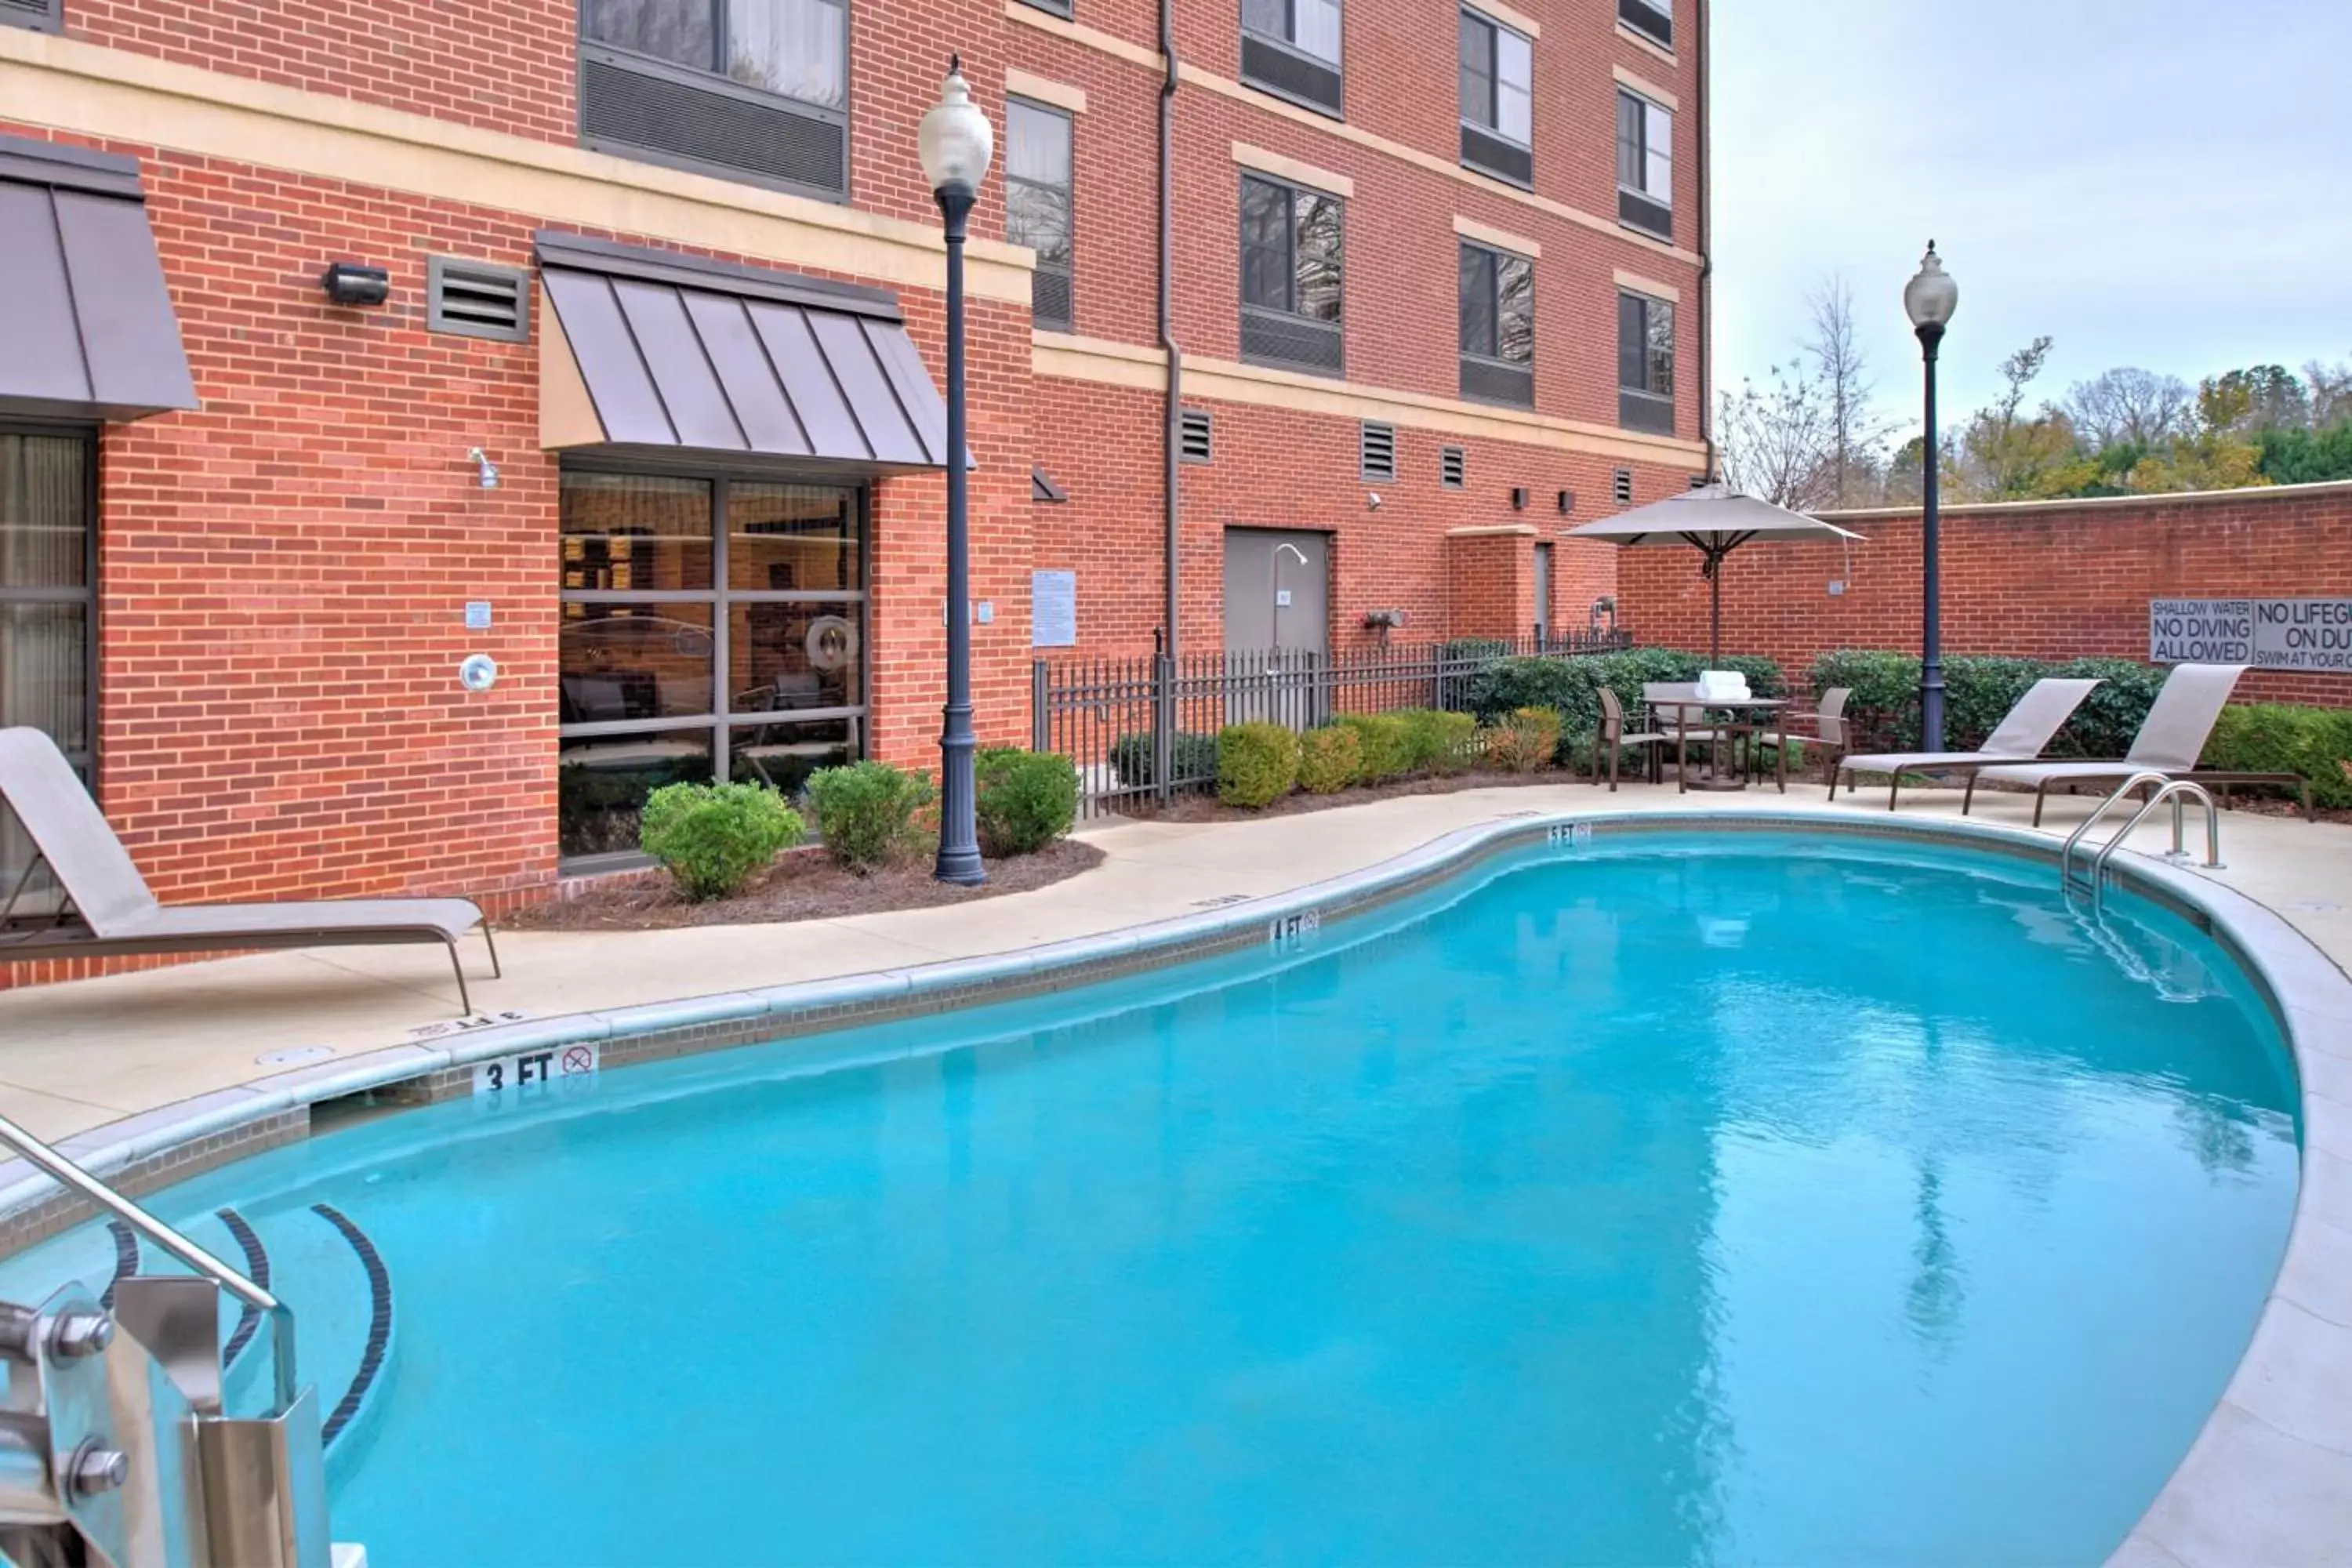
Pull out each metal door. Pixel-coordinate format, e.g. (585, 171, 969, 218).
(1534, 542, 1554, 645)
(1222, 528, 1330, 727)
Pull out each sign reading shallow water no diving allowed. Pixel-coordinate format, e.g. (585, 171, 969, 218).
(2149, 598, 2352, 673)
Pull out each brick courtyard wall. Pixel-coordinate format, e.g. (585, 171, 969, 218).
(1446, 529, 1537, 640)
(1614, 483, 2352, 707)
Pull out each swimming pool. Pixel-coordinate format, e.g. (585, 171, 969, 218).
(0, 831, 2301, 1566)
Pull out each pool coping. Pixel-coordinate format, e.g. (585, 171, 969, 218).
(2, 804, 2346, 1565)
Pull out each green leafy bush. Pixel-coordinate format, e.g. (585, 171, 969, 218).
(1394, 708, 1479, 774)
(1467, 649, 1786, 754)
(804, 760, 934, 873)
(1484, 706, 1563, 773)
(2205, 704, 2352, 809)
(1810, 649, 2172, 757)
(638, 782, 807, 901)
(1109, 731, 1221, 789)
(975, 748, 1079, 855)
(1336, 713, 1414, 782)
(1297, 725, 1363, 794)
(1218, 721, 1301, 808)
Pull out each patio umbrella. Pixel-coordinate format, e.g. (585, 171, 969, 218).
(1565, 483, 1865, 664)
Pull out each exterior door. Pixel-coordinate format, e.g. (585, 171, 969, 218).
(1534, 542, 1554, 645)
(1221, 528, 1330, 727)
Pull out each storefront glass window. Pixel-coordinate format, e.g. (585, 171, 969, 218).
(0, 429, 96, 911)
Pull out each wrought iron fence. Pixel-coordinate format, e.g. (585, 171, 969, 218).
(1033, 629, 1634, 817)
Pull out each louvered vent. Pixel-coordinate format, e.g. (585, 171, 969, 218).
(1359, 422, 1397, 483)
(426, 257, 529, 343)
(1440, 447, 1467, 489)
(1033, 267, 1073, 332)
(1241, 310, 1343, 376)
(1613, 469, 1635, 505)
(1461, 126, 1533, 187)
(0, 0, 59, 29)
(581, 54, 847, 198)
(1240, 35, 1343, 116)
(1179, 408, 1214, 464)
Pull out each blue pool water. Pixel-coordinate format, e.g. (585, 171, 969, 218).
(2, 833, 2300, 1566)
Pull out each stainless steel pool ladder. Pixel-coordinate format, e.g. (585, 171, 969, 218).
(2060, 771, 2224, 911)
(0, 1111, 332, 1568)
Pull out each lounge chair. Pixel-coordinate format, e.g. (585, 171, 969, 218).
(1969, 663, 2256, 826)
(0, 728, 499, 1011)
(1832, 677, 2103, 811)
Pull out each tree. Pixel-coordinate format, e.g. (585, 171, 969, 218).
(1805, 276, 1894, 506)
(2204, 365, 2310, 434)
(1718, 364, 1837, 510)
(1952, 337, 2099, 500)
(2121, 376, 2269, 493)
(2306, 358, 2352, 430)
(2063, 368, 2194, 451)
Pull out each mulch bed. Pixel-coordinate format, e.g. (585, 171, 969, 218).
(504, 838, 1107, 931)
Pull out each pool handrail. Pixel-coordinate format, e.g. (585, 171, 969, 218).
(2062, 771, 2223, 909)
(0, 1109, 297, 1414)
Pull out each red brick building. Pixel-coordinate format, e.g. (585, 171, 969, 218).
(0, 0, 1710, 919)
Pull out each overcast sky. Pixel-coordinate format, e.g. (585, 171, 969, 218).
(1711, 0, 2352, 431)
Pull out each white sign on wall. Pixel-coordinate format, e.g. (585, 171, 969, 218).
(2150, 598, 2352, 673)
(1032, 570, 1077, 648)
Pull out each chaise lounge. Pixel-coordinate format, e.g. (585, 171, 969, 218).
(0, 727, 499, 1011)
(1831, 677, 2103, 811)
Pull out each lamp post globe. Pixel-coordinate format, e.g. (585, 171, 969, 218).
(924, 56, 993, 887)
(1906, 242, 1958, 754)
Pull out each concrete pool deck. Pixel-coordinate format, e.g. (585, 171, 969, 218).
(1, 778, 2348, 1565)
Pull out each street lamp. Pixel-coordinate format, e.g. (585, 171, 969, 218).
(920, 56, 993, 886)
(1904, 241, 1959, 754)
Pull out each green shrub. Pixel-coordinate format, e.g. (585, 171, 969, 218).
(638, 782, 807, 901)
(1468, 648, 1785, 758)
(1392, 708, 1479, 775)
(1336, 713, 1414, 782)
(804, 760, 934, 873)
(1297, 725, 1363, 793)
(1809, 649, 2172, 757)
(1440, 637, 1512, 662)
(1218, 721, 1301, 808)
(2205, 704, 2352, 809)
(1484, 706, 1563, 773)
(1109, 731, 1221, 789)
(2046, 658, 2168, 758)
(975, 748, 1079, 855)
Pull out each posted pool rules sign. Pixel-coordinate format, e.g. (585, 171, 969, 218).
(2149, 598, 2352, 673)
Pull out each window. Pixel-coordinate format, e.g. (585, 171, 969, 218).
(1240, 0, 1344, 117)
(1617, 88, 1673, 238)
(579, 0, 848, 199)
(1619, 0, 1671, 51)
(0, 0, 60, 32)
(1239, 174, 1344, 376)
(1015, 0, 1072, 14)
(557, 468, 866, 863)
(1617, 292, 1675, 434)
(1006, 99, 1074, 332)
(0, 429, 96, 914)
(1457, 242, 1534, 408)
(1459, 9, 1532, 186)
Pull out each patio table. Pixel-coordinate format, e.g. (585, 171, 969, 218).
(1653, 696, 1789, 794)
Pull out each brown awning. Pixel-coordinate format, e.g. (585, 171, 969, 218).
(0, 136, 198, 423)
(535, 232, 958, 473)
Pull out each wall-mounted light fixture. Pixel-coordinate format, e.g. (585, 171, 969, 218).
(320, 262, 390, 307)
(1558, 489, 1576, 516)
(1367, 492, 1383, 510)
(1511, 487, 1530, 510)
(466, 448, 499, 489)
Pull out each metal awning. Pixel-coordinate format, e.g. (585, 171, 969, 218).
(535, 232, 958, 473)
(0, 135, 197, 423)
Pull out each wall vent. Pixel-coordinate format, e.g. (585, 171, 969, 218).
(1440, 446, 1467, 489)
(426, 257, 530, 343)
(1178, 408, 1214, 463)
(1359, 421, 1397, 482)
(1613, 469, 1635, 505)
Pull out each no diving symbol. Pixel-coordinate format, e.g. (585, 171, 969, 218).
(561, 1046, 595, 1076)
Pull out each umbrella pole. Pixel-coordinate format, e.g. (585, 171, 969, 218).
(1708, 549, 1722, 665)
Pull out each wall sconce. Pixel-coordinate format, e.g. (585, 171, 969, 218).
(467, 448, 500, 489)
(1558, 489, 1576, 516)
(1511, 487, 1530, 510)
(320, 262, 390, 307)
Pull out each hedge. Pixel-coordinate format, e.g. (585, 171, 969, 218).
(804, 760, 933, 872)
(2206, 704, 2352, 810)
(1298, 725, 1363, 794)
(1465, 648, 1787, 765)
(1218, 721, 1302, 808)
(1110, 730, 1221, 789)
(1337, 713, 1415, 782)
(639, 782, 807, 900)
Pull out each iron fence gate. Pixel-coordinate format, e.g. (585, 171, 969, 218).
(1033, 630, 1633, 817)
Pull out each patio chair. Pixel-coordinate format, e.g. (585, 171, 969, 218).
(1832, 677, 2103, 811)
(1969, 663, 2260, 826)
(1753, 687, 1851, 784)
(0, 727, 499, 1011)
(1595, 688, 1673, 791)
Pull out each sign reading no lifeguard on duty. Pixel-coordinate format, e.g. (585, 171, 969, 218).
(2149, 598, 2352, 673)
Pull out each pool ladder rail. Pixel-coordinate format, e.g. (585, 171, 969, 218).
(0, 1110, 334, 1568)
(2060, 771, 2225, 912)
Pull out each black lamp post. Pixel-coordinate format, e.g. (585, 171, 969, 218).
(1904, 241, 1959, 753)
(920, 56, 993, 886)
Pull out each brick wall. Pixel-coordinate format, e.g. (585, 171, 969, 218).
(1615, 484, 2352, 707)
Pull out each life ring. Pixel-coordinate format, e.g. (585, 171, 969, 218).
(806, 615, 858, 673)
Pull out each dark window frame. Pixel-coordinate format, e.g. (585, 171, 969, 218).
(1617, 289, 1675, 434)
(1458, 7, 1532, 150)
(556, 456, 870, 869)
(0, 0, 61, 33)
(576, 0, 853, 202)
(1005, 95, 1075, 333)
(0, 423, 100, 912)
(1013, 0, 1071, 15)
(1616, 85, 1674, 239)
(1240, 0, 1345, 118)
(1457, 240, 1534, 407)
(1619, 0, 1672, 52)
(1237, 172, 1345, 374)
